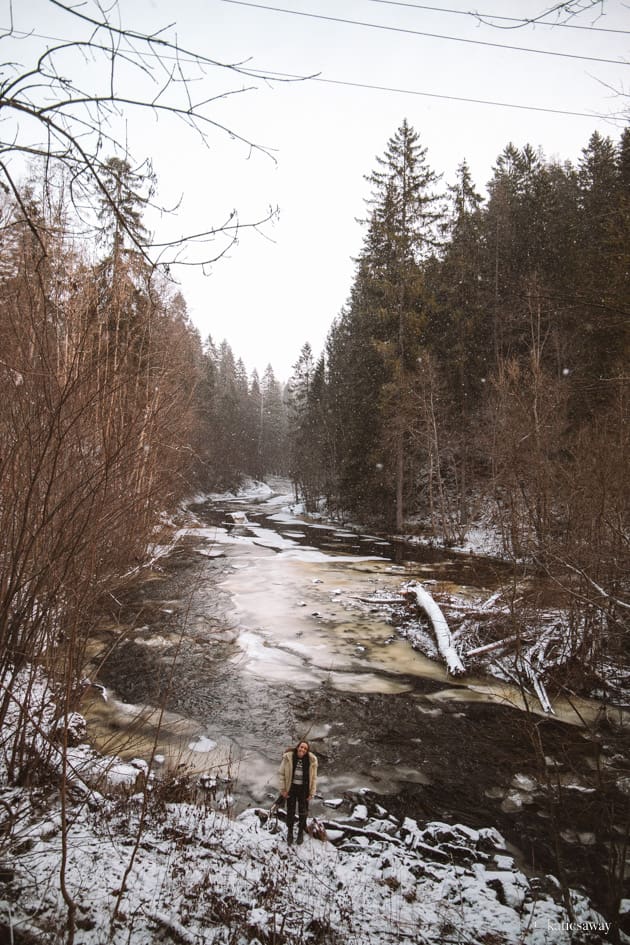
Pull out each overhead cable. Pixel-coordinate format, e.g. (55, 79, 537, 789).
(219, 0, 630, 66)
(5, 22, 622, 122)
(261, 68, 615, 119)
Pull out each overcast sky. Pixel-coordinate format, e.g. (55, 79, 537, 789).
(13, 0, 630, 379)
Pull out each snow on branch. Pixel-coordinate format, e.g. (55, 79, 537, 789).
(406, 582, 465, 677)
(565, 562, 630, 611)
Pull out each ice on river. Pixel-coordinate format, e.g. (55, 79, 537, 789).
(215, 546, 446, 692)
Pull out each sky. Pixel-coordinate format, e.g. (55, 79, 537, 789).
(7, 0, 630, 379)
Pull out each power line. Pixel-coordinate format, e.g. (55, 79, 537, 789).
(3, 24, 622, 123)
(363, 0, 630, 35)
(219, 0, 630, 66)
(261, 68, 614, 119)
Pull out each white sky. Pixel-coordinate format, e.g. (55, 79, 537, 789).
(8, 0, 630, 379)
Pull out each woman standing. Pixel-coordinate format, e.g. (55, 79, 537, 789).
(279, 740, 318, 845)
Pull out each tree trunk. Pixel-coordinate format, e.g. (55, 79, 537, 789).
(395, 432, 404, 532)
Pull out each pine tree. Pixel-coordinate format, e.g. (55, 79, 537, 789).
(247, 369, 264, 480)
(304, 354, 331, 506)
(429, 160, 486, 408)
(423, 161, 486, 529)
(96, 157, 154, 260)
(574, 131, 627, 410)
(361, 120, 442, 530)
(260, 364, 287, 478)
(287, 342, 315, 499)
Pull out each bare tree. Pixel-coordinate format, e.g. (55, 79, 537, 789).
(0, 0, 283, 268)
(0, 7, 296, 942)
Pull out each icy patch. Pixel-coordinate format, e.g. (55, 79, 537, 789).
(248, 526, 299, 550)
(188, 736, 218, 753)
(277, 548, 382, 563)
(208, 479, 274, 502)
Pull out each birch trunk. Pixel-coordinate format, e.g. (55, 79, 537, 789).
(409, 583, 465, 676)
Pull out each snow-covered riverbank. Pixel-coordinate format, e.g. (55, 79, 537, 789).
(2, 480, 624, 944)
(0, 766, 616, 945)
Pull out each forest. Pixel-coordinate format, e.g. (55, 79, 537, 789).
(2, 2, 629, 942)
(286, 121, 630, 695)
(2, 121, 629, 763)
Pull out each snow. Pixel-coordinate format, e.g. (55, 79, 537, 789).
(406, 582, 466, 676)
(0, 659, 616, 944)
(277, 547, 382, 563)
(208, 479, 275, 502)
(188, 736, 218, 752)
(9, 796, 597, 945)
(2, 482, 620, 942)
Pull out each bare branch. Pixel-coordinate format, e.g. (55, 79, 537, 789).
(0, 0, 295, 266)
(474, 0, 608, 30)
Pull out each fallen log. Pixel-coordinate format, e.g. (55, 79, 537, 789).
(466, 635, 521, 658)
(347, 596, 407, 605)
(315, 820, 452, 863)
(318, 819, 404, 846)
(496, 660, 554, 715)
(407, 582, 465, 676)
(520, 658, 554, 714)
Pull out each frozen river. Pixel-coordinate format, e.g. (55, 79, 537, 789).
(84, 482, 628, 921)
(86, 488, 606, 828)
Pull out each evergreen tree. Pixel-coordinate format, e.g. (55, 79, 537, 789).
(248, 370, 264, 480)
(428, 160, 486, 409)
(423, 161, 486, 528)
(325, 297, 389, 520)
(361, 120, 442, 529)
(304, 354, 332, 506)
(96, 157, 154, 259)
(260, 364, 287, 478)
(207, 341, 242, 488)
(287, 342, 315, 499)
(574, 131, 627, 411)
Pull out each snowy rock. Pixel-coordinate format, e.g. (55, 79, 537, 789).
(511, 773, 538, 793)
(323, 797, 344, 809)
(501, 789, 534, 812)
(349, 804, 368, 823)
(477, 826, 508, 851)
(367, 819, 399, 836)
(545, 754, 562, 769)
(129, 757, 149, 773)
(52, 712, 87, 746)
(324, 829, 345, 842)
(493, 854, 516, 871)
(226, 511, 248, 524)
(38, 819, 60, 840)
(484, 869, 529, 909)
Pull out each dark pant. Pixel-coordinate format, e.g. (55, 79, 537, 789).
(286, 784, 308, 832)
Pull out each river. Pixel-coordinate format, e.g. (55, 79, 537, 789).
(86, 482, 629, 915)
